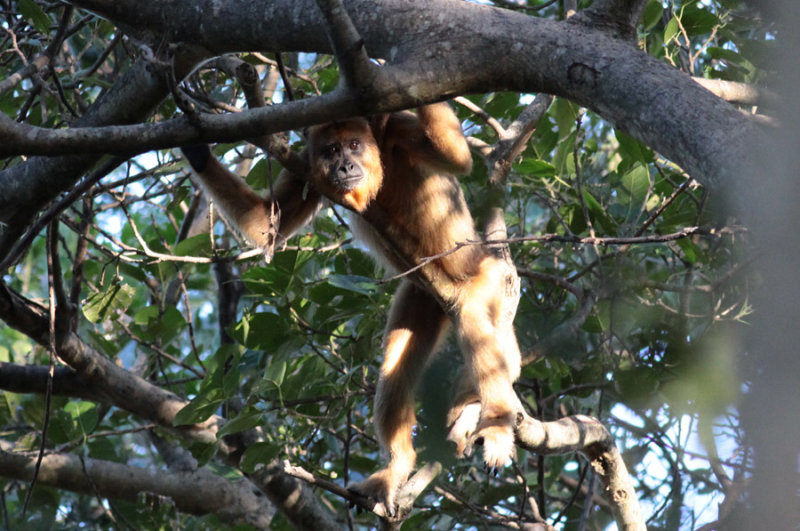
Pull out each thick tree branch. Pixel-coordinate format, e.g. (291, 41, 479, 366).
(5, 0, 764, 189)
(0, 363, 96, 401)
(572, 0, 650, 41)
(514, 414, 645, 530)
(0, 283, 340, 529)
(0, 450, 275, 527)
(314, 0, 378, 92)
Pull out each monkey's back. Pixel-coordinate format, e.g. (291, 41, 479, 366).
(363, 151, 486, 293)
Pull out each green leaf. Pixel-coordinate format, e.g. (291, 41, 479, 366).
(234, 312, 288, 351)
(241, 265, 292, 297)
(173, 389, 224, 426)
(217, 409, 264, 438)
(707, 47, 756, 76)
(263, 359, 287, 387)
(18, 0, 51, 34)
(325, 274, 377, 295)
(616, 131, 654, 167)
(642, 0, 664, 31)
(174, 233, 212, 256)
(48, 409, 76, 444)
(483, 92, 522, 119)
(579, 189, 617, 235)
(82, 278, 136, 323)
(620, 164, 651, 222)
(664, 17, 680, 43)
(676, 238, 698, 264)
(681, 5, 718, 37)
(187, 442, 217, 466)
(240, 442, 281, 473)
(132, 306, 186, 343)
(65, 401, 99, 435)
(247, 158, 284, 190)
(581, 189, 603, 217)
(514, 159, 556, 179)
(550, 98, 579, 140)
(133, 305, 159, 326)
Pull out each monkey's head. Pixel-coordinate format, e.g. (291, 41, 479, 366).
(308, 118, 384, 212)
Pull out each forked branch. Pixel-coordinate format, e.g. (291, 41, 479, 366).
(314, 0, 379, 94)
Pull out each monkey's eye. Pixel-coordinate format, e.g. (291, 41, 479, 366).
(322, 144, 340, 158)
(348, 139, 360, 151)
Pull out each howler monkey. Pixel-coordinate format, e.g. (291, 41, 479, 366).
(182, 102, 522, 513)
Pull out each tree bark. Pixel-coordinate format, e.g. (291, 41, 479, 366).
(0, 450, 275, 528)
(0, 0, 764, 259)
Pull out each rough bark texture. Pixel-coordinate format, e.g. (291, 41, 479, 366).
(0, 0, 763, 258)
(0, 0, 785, 527)
(0, 450, 275, 527)
(516, 415, 644, 529)
(0, 284, 339, 529)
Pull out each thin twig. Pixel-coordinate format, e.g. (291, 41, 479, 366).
(380, 225, 743, 283)
(22, 220, 61, 514)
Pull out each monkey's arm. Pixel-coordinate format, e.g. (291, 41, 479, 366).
(384, 102, 473, 176)
(181, 145, 322, 248)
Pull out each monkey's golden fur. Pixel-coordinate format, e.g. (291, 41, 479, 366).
(182, 102, 521, 514)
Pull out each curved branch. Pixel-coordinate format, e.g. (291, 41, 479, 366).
(515, 414, 645, 530)
(693, 77, 779, 107)
(314, 0, 378, 92)
(0, 450, 275, 527)
(0, 283, 338, 528)
(12, 0, 765, 188)
(0, 0, 765, 264)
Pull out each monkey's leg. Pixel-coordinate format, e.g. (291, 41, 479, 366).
(348, 282, 449, 515)
(456, 259, 522, 470)
(445, 367, 481, 458)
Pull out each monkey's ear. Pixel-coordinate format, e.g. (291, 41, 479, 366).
(301, 127, 310, 140)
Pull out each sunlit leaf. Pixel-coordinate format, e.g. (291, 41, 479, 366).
(82, 279, 135, 323)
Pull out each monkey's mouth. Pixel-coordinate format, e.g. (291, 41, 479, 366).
(330, 172, 363, 191)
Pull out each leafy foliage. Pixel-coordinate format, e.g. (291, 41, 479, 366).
(0, 0, 769, 528)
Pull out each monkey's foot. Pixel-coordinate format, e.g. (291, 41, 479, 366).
(348, 466, 409, 518)
(474, 419, 515, 471)
(446, 401, 482, 458)
(447, 402, 516, 469)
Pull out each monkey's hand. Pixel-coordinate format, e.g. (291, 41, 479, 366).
(347, 465, 409, 518)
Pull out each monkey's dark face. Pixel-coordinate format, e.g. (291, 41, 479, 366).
(317, 136, 366, 191)
(307, 119, 384, 212)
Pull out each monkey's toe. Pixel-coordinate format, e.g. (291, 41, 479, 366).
(446, 401, 481, 457)
(348, 468, 403, 518)
(475, 423, 515, 470)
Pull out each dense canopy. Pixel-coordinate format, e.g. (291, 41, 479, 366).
(0, 0, 797, 529)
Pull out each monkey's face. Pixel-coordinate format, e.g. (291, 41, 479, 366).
(308, 119, 384, 212)
(317, 136, 366, 190)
